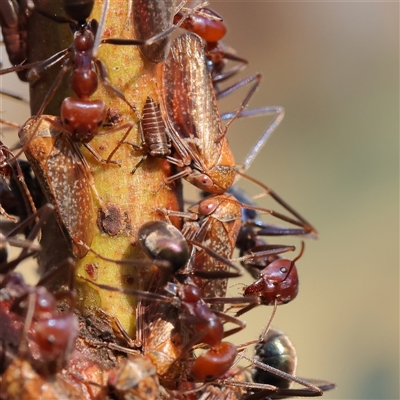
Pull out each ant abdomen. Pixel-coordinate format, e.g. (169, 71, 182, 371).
(253, 328, 297, 389)
(63, 0, 94, 24)
(190, 341, 237, 382)
(61, 98, 106, 143)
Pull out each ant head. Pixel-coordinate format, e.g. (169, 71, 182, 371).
(244, 243, 304, 305)
(64, 0, 94, 25)
(10, 286, 56, 320)
(28, 313, 78, 373)
(0, 272, 29, 298)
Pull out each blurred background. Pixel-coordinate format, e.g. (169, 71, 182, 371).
(209, 2, 399, 399)
(1, 1, 398, 399)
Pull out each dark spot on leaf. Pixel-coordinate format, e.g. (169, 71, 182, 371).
(97, 204, 122, 236)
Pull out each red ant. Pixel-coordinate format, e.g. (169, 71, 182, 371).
(8, 0, 134, 164)
(102, 1, 212, 64)
(75, 220, 259, 383)
(231, 243, 303, 318)
(0, 255, 78, 374)
(174, 7, 245, 89)
(77, 275, 245, 384)
(2, 258, 78, 375)
(158, 190, 307, 311)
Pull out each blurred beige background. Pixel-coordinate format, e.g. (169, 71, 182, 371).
(209, 2, 398, 399)
(1, 1, 398, 399)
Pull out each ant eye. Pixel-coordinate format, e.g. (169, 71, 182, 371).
(280, 267, 287, 274)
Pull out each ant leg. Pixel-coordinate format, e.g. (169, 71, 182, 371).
(104, 123, 136, 164)
(11, 155, 38, 218)
(0, 119, 20, 130)
(95, 59, 139, 119)
(26, 48, 70, 83)
(221, 106, 285, 174)
(0, 89, 28, 104)
(9, 61, 72, 162)
(211, 51, 249, 86)
(0, 204, 54, 273)
(34, 59, 72, 117)
(218, 74, 263, 140)
(0, 60, 42, 77)
(236, 171, 318, 235)
(102, 1, 207, 48)
(232, 244, 295, 263)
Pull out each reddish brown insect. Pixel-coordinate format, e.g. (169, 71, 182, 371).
(176, 281, 239, 382)
(0, 0, 32, 81)
(19, 116, 98, 258)
(183, 194, 243, 310)
(102, 0, 210, 64)
(224, 185, 316, 281)
(159, 32, 238, 194)
(129, 0, 177, 63)
(173, 6, 247, 86)
(160, 192, 302, 311)
(243, 244, 303, 307)
(76, 220, 253, 384)
(159, 33, 276, 193)
(77, 272, 245, 384)
(7, 0, 134, 164)
(16, 288, 78, 375)
(174, 8, 287, 175)
(111, 96, 185, 174)
(1, 258, 78, 376)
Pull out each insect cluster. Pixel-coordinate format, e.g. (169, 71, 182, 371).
(0, 0, 334, 399)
